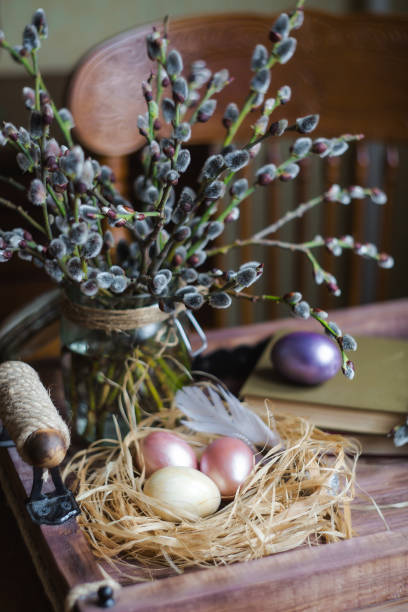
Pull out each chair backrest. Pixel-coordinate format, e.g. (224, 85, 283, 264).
(68, 10, 408, 326)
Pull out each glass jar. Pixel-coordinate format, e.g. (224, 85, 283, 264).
(60, 290, 195, 443)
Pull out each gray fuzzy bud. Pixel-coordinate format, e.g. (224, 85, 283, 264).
(188, 250, 207, 267)
(378, 253, 394, 269)
(32, 8, 48, 38)
(190, 61, 212, 87)
(111, 275, 128, 294)
(45, 259, 63, 282)
(80, 159, 94, 190)
(256, 163, 277, 185)
(58, 108, 75, 129)
(225, 207, 240, 222)
(18, 127, 30, 147)
(326, 321, 342, 337)
(204, 180, 225, 200)
(231, 178, 248, 197)
(223, 103, 239, 127)
(224, 149, 250, 172)
(370, 189, 387, 205)
(250, 68, 270, 94)
(16, 153, 31, 172)
(183, 292, 204, 310)
(393, 424, 408, 447)
(30, 112, 44, 139)
(342, 334, 358, 351)
(175, 285, 197, 297)
(144, 185, 160, 205)
(197, 273, 213, 287)
(70, 222, 89, 245)
(176, 149, 191, 173)
(271, 13, 290, 40)
(342, 360, 355, 380)
(209, 292, 232, 309)
(201, 155, 225, 180)
(173, 122, 191, 142)
(280, 162, 300, 181)
(174, 246, 187, 263)
(28, 179, 46, 205)
(275, 37, 297, 64)
(82, 233, 103, 258)
(172, 77, 188, 103)
(166, 49, 183, 76)
(349, 186, 365, 199)
(110, 265, 125, 276)
(162, 98, 176, 123)
(174, 225, 191, 241)
(60, 146, 84, 179)
(236, 266, 258, 288)
(207, 221, 224, 240)
(165, 169, 180, 185)
(96, 272, 113, 289)
(197, 99, 217, 122)
(293, 300, 310, 319)
(291, 137, 312, 158)
(180, 268, 198, 282)
(329, 140, 349, 157)
(67, 257, 83, 282)
(80, 279, 98, 297)
(152, 272, 170, 294)
(210, 69, 229, 92)
(251, 44, 268, 70)
(23, 24, 40, 52)
(278, 85, 292, 104)
(48, 238, 67, 259)
(296, 114, 320, 134)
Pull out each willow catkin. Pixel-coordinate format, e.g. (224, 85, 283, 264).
(0, 360, 70, 464)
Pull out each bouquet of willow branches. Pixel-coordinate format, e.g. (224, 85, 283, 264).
(0, 2, 393, 391)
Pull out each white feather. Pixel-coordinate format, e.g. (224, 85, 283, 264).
(175, 384, 282, 449)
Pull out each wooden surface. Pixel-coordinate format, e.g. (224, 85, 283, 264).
(0, 299, 408, 612)
(68, 11, 408, 155)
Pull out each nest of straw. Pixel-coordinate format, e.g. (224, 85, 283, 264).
(64, 406, 359, 574)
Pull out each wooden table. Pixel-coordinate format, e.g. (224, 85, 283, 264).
(1, 298, 408, 612)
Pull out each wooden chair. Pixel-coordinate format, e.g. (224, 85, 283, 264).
(67, 10, 408, 326)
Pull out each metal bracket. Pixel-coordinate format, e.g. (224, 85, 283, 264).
(26, 465, 80, 526)
(175, 310, 208, 358)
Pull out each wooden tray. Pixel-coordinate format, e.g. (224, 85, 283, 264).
(1, 299, 408, 612)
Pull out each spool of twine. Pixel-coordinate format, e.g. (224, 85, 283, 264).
(61, 297, 170, 333)
(0, 361, 70, 467)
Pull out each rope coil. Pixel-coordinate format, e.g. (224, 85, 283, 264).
(61, 298, 170, 332)
(0, 361, 70, 465)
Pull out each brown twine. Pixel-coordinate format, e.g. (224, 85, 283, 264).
(61, 298, 170, 332)
(0, 361, 70, 463)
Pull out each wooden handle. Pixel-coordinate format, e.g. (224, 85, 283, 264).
(0, 361, 70, 468)
(23, 428, 68, 468)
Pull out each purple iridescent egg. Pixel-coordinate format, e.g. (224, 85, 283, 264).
(271, 331, 341, 385)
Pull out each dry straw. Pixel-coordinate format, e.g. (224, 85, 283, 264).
(64, 399, 359, 577)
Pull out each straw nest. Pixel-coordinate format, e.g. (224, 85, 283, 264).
(64, 404, 359, 575)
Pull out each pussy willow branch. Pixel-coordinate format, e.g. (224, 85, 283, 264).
(223, 1, 304, 146)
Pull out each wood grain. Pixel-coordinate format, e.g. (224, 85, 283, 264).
(68, 11, 408, 156)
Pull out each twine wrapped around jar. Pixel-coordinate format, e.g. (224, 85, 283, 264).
(61, 297, 171, 333)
